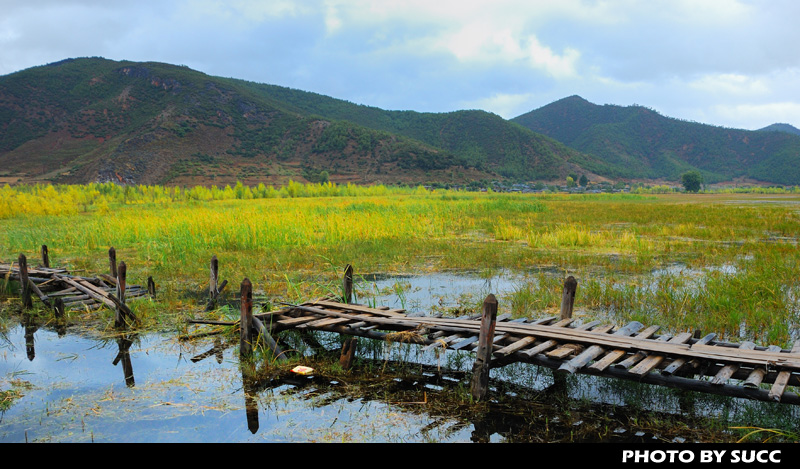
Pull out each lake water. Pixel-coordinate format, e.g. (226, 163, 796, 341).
(2, 271, 798, 442)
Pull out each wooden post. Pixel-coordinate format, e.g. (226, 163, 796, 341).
(147, 276, 156, 298)
(115, 261, 127, 328)
(109, 247, 117, 278)
(560, 276, 577, 320)
(470, 294, 498, 401)
(342, 264, 353, 304)
(207, 255, 227, 310)
(41, 245, 50, 268)
(340, 337, 357, 370)
(53, 297, 65, 319)
(240, 278, 253, 357)
(18, 254, 32, 309)
(210, 255, 219, 301)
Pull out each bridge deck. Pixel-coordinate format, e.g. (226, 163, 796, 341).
(264, 299, 800, 405)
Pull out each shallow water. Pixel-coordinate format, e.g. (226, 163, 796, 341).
(2, 271, 799, 443)
(358, 269, 523, 315)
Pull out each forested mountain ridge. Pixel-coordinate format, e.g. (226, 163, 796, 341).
(3, 57, 798, 187)
(231, 82, 615, 181)
(512, 95, 800, 185)
(0, 57, 599, 187)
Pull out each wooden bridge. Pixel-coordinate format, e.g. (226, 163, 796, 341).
(247, 294, 800, 406)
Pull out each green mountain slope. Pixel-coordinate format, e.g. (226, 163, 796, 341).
(512, 96, 800, 185)
(226, 82, 617, 181)
(759, 123, 800, 136)
(0, 57, 599, 186)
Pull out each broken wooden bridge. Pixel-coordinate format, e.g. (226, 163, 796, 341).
(238, 283, 800, 407)
(1, 247, 152, 328)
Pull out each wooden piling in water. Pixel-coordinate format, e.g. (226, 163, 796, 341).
(210, 255, 219, 306)
(18, 254, 32, 310)
(53, 297, 64, 319)
(560, 276, 577, 320)
(340, 338, 357, 369)
(115, 261, 127, 328)
(240, 278, 253, 357)
(207, 255, 227, 310)
(339, 264, 356, 368)
(470, 294, 498, 401)
(343, 264, 353, 304)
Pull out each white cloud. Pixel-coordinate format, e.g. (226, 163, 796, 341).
(1, 0, 800, 129)
(710, 102, 800, 130)
(434, 24, 581, 78)
(461, 91, 536, 118)
(689, 73, 770, 97)
(182, 0, 308, 23)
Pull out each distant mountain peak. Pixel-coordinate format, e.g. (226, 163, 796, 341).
(551, 95, 593, 107)
(511, 95, 800, 185)
(758, 123, 800, 136)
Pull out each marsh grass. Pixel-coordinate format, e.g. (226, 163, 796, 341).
(1, 183, 800, 346)
(4, 184, 800, 443)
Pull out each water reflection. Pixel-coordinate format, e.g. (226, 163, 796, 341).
(22, 316, 38, 361)
(242, 366, 260, 434)
(2, 280, 800, 443)
(113, 334, 136, 387)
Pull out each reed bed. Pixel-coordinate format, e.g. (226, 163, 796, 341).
(2, 182, 799, 345)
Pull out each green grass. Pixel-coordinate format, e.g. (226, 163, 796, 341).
(1, 183, 800, 345)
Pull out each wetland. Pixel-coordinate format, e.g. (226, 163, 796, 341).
(2, 183, 800, 442)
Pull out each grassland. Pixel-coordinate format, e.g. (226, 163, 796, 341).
(2, 182, 800, 347)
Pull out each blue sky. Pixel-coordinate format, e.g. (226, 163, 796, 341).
(2, 0, 799, 130)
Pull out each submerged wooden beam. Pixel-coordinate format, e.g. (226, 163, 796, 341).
(252, 316, 287, 362)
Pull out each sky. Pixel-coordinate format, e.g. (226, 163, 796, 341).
(1, 0, 799, 130)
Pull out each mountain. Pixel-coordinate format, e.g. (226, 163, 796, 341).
(0, 57, 601, 187)
(512, 95, 800, 185)
(758, 123, 800, 136)
(5, 58, 798, 188)
(224, 83, 616, 181)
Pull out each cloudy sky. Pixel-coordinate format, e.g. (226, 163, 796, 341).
(1, 0, 798, 130)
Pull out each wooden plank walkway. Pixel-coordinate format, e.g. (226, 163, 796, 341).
(252, 298, 800, 405)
